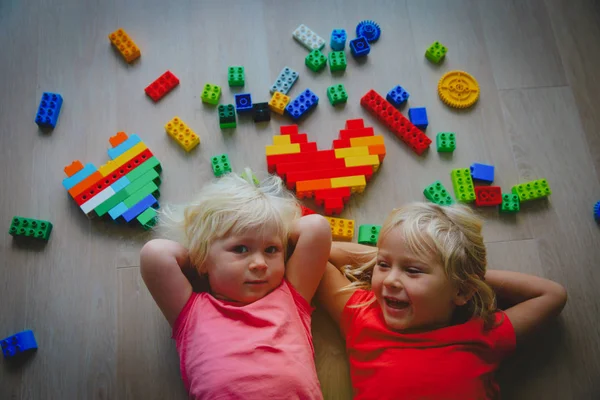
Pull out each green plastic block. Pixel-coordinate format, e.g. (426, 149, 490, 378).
(137, 207, 157, 230)
(436, 132, 456, 152)
(125, 157, 161, 183)
(218, 104, 236, 129)
(9, 216, 53, 241)
(228, 66, 245, 87)
(425, 41, 447, 63)
(450, 168, 476, 202)
(500, 193, 520, 213)
(327, 84, 348, 106)
(212, 154, 232, 177)
(329, 51, 347, 72)
(95, 168, 161, 217)
(305, 49, 327, 72)
(424, 181, 454, 206)
(358, 225, 381, 245)
(511, 179, 551, 202)
(124, 182, 160, 208)
(201, 83, 221, 105)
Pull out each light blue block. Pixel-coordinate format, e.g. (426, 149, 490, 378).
(111, 176, 131, 193)
(107, 134, 142, 160)
(62, 163, 97, 190)
(108, 202, 128, 220)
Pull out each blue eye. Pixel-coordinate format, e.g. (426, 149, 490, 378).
(232, 245, 248, 254)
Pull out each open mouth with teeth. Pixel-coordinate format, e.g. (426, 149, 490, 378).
(384, 297, 411, 310)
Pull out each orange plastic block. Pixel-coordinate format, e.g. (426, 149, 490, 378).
(326, 217, 355, 241)
(64, 160, 83, 177)
(269, 92, 291, 115)
(108, 28, 141, 63)
(109, 131, 128, 147)
(68, 171, 103, 198)
(296, 178, 332, 193)
(369, 144, 387, 162)
(165, 117, 200, 152)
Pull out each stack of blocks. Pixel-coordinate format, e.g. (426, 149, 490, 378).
(265, 119, 385, 215)
(327, 217, 354, 241)
(35, 92, 63, 129)
(358, 225, 381, 245)
(62, 132, 162, 229)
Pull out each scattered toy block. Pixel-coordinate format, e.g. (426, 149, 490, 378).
(201, 83, 221, 105)
(9, 216, 53, 241)
(511, 179, 551, 202)
(270, 67, 299, 95)
(474, 186, 502, 207)
(218, 104, 236, 129)
(327, 84, 348, 106)
(594, 201, 600, 221)
(437, 132, 456, 152)
(425, 41, 447, 63)
(108, 28, 141, 63)
(424, 181, 454, 206)
(326, 217, 354, 241)
(408, 107, 428, 129)
(35, 92, 63, 129)
(356, 20, 381, 42)
(293, 24, 326, 51)
(329, 51, 347, 72)
(386, 85, 409, 108)
(470, 163, 494, 183)
(500, 193, 520, 213)
(269, 91, 291, 115)
(165, 117, 200, 151)
(228, 66, 245, 87)
(450, 168, 476, 202)
(349, 37, 370, 58)
(145, 71, 179, 102)
(330, 29, 347, 51)
(1, 330, 38, 359)
(252, 102, 271, 122)
(211, 154, 232, 177)
(301, 205, 316, 216)
(305, 49, 327, 72)
(235, 93, 253, 113)
(358, 225, 381, 245)
(286, 89, 319, 120)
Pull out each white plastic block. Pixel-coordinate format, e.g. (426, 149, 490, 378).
(293, 24, 325, 51)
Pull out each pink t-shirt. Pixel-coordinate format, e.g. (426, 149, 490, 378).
(172, 279, 323, 400)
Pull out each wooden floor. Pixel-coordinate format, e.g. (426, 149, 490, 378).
(1, 0, 599, 398)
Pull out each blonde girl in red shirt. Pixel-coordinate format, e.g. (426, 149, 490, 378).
(317, 202, 567, 400)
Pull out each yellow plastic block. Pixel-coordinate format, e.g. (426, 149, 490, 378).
(272, 135, 292, 145)
(331, 175, 367, 193)
(99, 142, 147, 177)
(326, 217, 355, 241)
(350, 135, 385, 147)
(344, 155, 381, 172)
(165, 117, 200, 152)
(335, 146, 369, 159)
(265, 143, 301, 156)
(108, 28, 141, 63)
(269, 92, 291, 115)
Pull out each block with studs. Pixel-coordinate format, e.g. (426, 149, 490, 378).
(305, 49, 327, 72)
(228, 66, 245, 87)
(358, 224, 381, 245)
(511, 179, 551, 202)
(327, 84, 348, 106)
(201, 83, 221, 105)
(329, 51, 347, 72)
(436, 132, 456, 152)
(165, 117, 200, 151)
(326, 216, 354, 241)
(450, 168, 476, 202)
(500, 193, 520, 213)
(211, 154, 232, 177)
(9, 216, 53, 241)
(425, 41, 447, 63)
(424, 181, 454, 206)
(218, 104, 236, 129)
(269, 91, 290, 115)
(252, 102, 271, 123)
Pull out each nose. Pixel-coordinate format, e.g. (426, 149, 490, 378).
(383, 269, 403, 290)
(249, 252, 267, 272)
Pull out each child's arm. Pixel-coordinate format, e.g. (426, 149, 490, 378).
(285, 214, 332, 303)
(140, 239, 193, 327)
(330, 241, 378, 270)
(316, 262, 354, 331)
(485, 270, 567, 343)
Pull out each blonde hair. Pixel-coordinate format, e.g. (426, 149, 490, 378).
(343, 202, 497, 329)
(158, 169, 300, 273)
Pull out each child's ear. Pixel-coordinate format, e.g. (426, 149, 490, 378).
(453, 286, 475, 306)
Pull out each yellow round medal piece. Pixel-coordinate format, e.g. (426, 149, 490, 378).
(438, 71, 480, 109)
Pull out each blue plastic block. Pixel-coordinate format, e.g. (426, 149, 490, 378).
(1, 330, 38, 359)
(107, 134, 141, 159)
(62, 163, 97, 190)
(408, 107, 428, 129)
(235, 93, 253, 113)
(470, 163, 495, 183)
(108, 202, 129, 220)
(594, 201, 600, 221)
(285, 89, 319, 121)
(111, 176, 131, 193)
(386, 85, 410, 107)
(35, 92, 63, 129)
(330, 29, 347, 51)
(349, 37, 370, 58)
(122, 194, 158, 222)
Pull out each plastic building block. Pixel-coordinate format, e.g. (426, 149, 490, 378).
(349, 37, 370, 58)
(123, 194, 158, 222)
(270, 67, 299, 95)
(330, 29, 347, 51)
(360, 89, 431, 155)
(108, 133, 141, 159)
(408, 107, 428, 129)
(327, 84, 348, 106)
(594, 201, 600, 221)
(228, 66, 245, 87)
(35, 92, 63, 129)
(501, 193, 520, 213)
(423, 181, 454, 206)
(201, 83, 221, 105)
(450, 168, 476, 202)
(137, 207, 157, 230)
(305, 49, 327, 72)
(386, 86, 409, 108)
(286, 89, 319, 121)
(436, 133, 456, 152)
(108, 28, 140, 63)
(211, 154, 232, 177)
(511, 179, 552, 202)
(470, 163, 494, 183)
(252, 102, 271, 123)
(235, 93, 253, 113)
(1, 330, 38, 359)
(165, 117, 200, 151)
(425, 41, 447, 63)
(329, 51, 347, 72)
(358, 225, 381, 245)
(218, 104, 236, 129)
(356, 20, 381, 43)
(293, 24, 326, 51)
(145, 70, 179, 102)
(438, 70, 480, 109)
(474, 186, 502, 207)
(9, 216, 53, 240)
(301, 205, 316, 216)
(269, 92, 290, 115)
(326, 217, 354, 241)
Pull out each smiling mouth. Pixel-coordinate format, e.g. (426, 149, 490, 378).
(384, 297, 410, 310)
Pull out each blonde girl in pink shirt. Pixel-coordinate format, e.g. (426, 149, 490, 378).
(140, 172, 331, 399)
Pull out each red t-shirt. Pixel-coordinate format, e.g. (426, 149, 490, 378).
(341, 290, 516, 400)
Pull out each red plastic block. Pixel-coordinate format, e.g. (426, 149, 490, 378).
(289, 133, 308, 144)
(339, 127, 375, 140)
(64, 160, 84, 177)
(324, 197, 344, 215)
(300, 205, 316, 216)
(300, 142, 318, 152)
(280, 125, 299, 135)
(286, 166, 373, 190)
(145, 70, 180, 102)
(314, 187, 352, 206)
(345, 119, 365, 130)
(360, 89, 431, 155)
(266, 150, 337, 173)
(276, 158, 346, 179)
(333, 138, 352, 148)
(474, 186, 502, 206)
